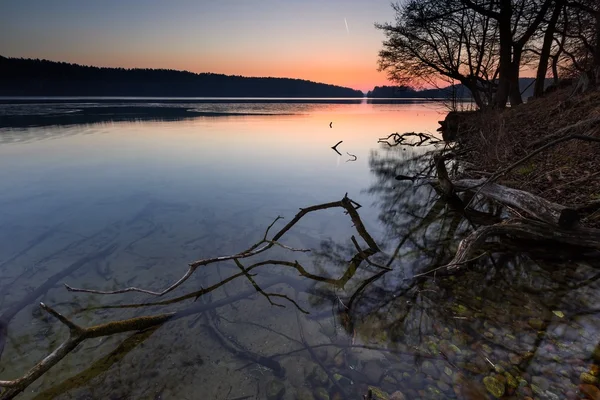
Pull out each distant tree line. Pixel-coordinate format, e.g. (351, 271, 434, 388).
(376, 0, 599, 109)
(366, 78, 544, 99)
(0, 56, 364, 98)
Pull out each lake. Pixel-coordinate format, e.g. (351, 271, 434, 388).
(1, 99, 599, 400)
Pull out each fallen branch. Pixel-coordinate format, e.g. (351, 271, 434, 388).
(447, 219, 600, 270)
(378, 132, 441, 147)
(0, 277, 294, 399)
(452, 178, 579, 228)
(0, 243, 117, 361)
(65, 195, 375, 297)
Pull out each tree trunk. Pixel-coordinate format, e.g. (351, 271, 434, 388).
(535, 2, 563, 97)
(509, 46, 524, 106)
(492, 1, 513, 108)
(463, 79, 486, 109)
(551, 53, 560, 84)
(594, 10, 600, 84)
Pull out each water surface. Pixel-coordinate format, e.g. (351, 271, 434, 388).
(1, 99, 599, 400)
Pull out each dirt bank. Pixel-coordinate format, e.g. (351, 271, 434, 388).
(449, 86, 600, 227)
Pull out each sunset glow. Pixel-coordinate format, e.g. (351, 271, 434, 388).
(0, 0, 397, 92)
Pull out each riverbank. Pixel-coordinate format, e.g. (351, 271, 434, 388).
(448, 85, 600, 228)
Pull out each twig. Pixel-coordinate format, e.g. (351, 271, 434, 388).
(346, 152, 357, 162)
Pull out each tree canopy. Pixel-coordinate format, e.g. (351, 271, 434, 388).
(377, 0, 600, 109)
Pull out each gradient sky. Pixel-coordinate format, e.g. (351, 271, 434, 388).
(0, 0, 398, 91)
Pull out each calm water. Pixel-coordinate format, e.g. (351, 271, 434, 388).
(0, 100, 599, 400)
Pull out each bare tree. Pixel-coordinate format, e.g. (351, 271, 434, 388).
(534, 0, 565, 97)
(554, 1, 600, 84)
(376, 0, 501, 110)
(460, 0, 555, 106)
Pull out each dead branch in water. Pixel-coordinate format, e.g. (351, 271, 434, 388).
(0, 195, 384, 399)
(65, 195, 375, 297)
(378, 132, 442, 147)
(0, 278, 295, 400)
(331, 140, 343, 155)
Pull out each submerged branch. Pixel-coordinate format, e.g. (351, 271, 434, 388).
(65, 195, 373, 297)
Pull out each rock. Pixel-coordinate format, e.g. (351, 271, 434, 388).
(581, 372, 599, 384)
(580, 384, 600, 400)
(333, 353, 345, 368)
(367, 386, 390, 400)
(504, 372, 519, 389)
(436, 380, 451, 392)
(565, 391, 578, 400)
(309, 366, 329, 387)
(519, 386, 533, 398)
(408, 372, 426, 389)
(296, 388, 315, 400)
(332, 373, 352, 390)
(531, 384, 543, 396)
(528, 318, 545, 330)
(313, 387, 329, 400)
(363, 360, 384, 383)
(304, 362, 319, 378)
(421, 361, 440, 379)
(380, 375, 397, 392)
(531, 376, 550, 391)
(424, 385, 445, 399)
(266, 379, 286, 400)
(315, 348, 328, 362)
(389, 391, 406, 400)
(483, 376, 505, 398)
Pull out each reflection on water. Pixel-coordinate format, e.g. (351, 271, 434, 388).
(1, 100, 599, 400)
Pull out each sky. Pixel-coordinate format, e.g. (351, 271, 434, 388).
(0, 0, 398, 92)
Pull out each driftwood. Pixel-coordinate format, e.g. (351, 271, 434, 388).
(448, 219, 600, 269)
(429, 150, 600, 273)
(452, 178, 579, 228)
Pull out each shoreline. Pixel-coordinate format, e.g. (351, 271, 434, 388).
(440, 85, 600, 228)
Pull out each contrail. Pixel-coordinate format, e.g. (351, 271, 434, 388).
(344, 18, 349, 34)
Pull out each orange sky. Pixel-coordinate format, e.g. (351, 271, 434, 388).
(1, 0, 398, 92)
